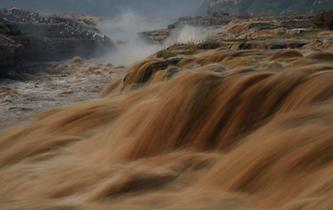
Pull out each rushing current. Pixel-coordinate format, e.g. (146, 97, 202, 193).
(0, 48, 333, 210)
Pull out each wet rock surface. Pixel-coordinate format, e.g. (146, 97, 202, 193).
(141, 15, 316, 45)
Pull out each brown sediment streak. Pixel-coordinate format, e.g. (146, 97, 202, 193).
(0, 51, 333, 210)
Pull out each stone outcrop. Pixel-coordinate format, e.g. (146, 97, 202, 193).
(0, 9, 115, 73)
(13, 21, 114, 61)
(314, 10, 333, 30)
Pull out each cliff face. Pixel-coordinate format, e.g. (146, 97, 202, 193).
(201, 0, 333, 16)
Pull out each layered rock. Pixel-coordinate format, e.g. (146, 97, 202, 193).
(140, 14, 315, 45)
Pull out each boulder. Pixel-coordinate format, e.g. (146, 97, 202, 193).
(314, 10, 333, 30)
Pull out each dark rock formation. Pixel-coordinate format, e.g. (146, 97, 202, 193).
(13, 22, 114, 61)
(0, 19, 28, 76)
(314, 10, 333, 30)
(0, 9, 115, 69)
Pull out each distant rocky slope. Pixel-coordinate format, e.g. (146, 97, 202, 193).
(0, 9, 115, 76)
(200, 0, 333, 16)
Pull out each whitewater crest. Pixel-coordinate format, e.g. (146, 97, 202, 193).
(0, 48, 333, 210)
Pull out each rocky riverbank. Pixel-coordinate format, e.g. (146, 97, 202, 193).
(0, 9, 115, 76)
(140, 14, 327, 50)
